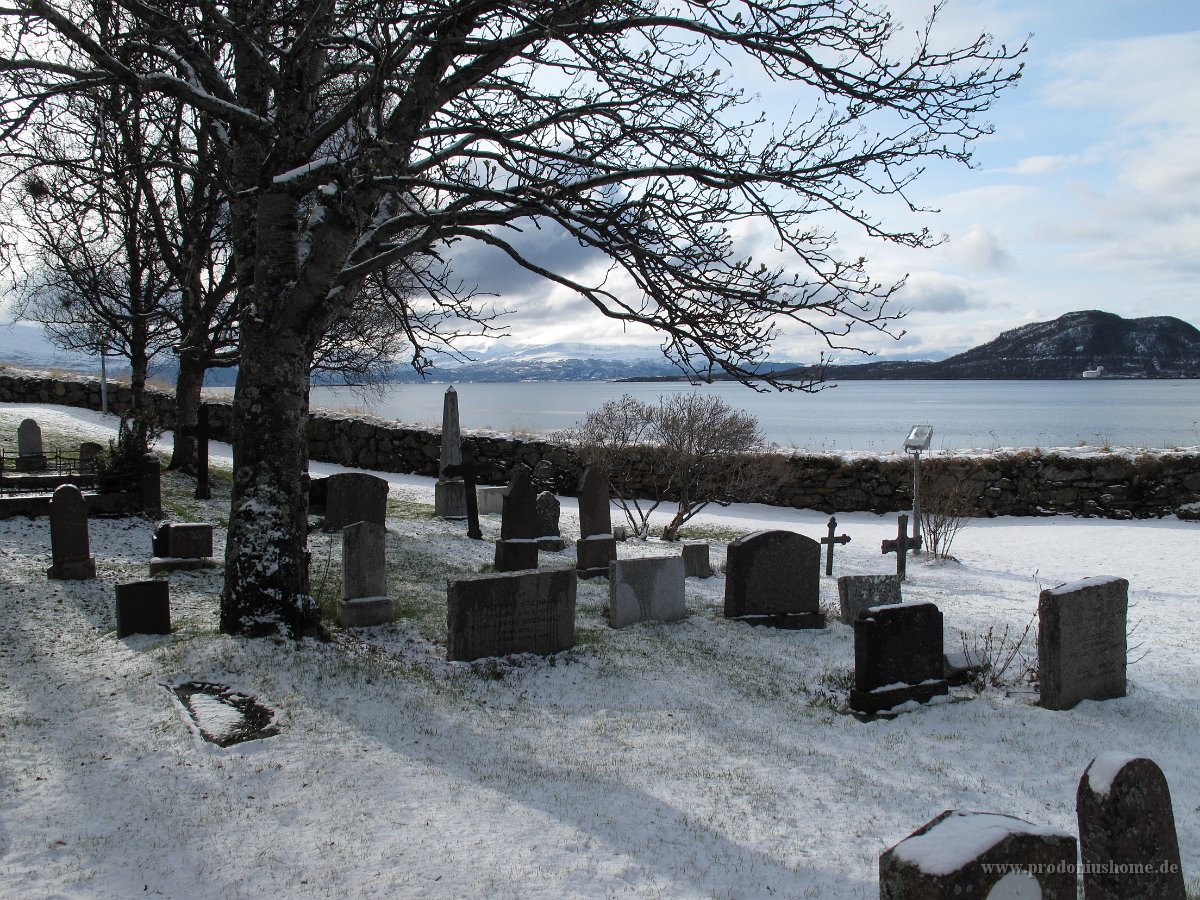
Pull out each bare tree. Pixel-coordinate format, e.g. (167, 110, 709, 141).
(1, 0, 1025, 637)
(919, 459, 975, 560)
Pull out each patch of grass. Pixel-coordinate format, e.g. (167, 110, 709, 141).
(387, 495, 438, 520)
(672, 524, 744, 543)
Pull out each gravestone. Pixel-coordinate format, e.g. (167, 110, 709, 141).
(441, 445, 483, 540)
(881, 514, 922, 579)
(608, 556, 686, 629)
(1038, 576, 1127, 710)
(535, 491, 565, 551)
(140, 454, 163, 517)
(820, 516, 851, 576)
(723, 530, 823, 628)
(494, 464, 540, 572)
(1077, 754, 1185, 900)
(322, 472, 389, 533)
(309, 475, 328, 514)
(434, 386, 467, 519)
(477, 486, 506, 515)
(47, 484, 96, 580)
(849, 601, 947, 715)
(447, 568, 576, 661)
(149, 522, 216, 574)
(576, 464, 616, 579)
(115, 580, 171, 638)
(78, 441, 104, 473)
(16, 418, 46, 471)
(338, 521, 394, 627)
(681, 542, 712, 578)
(837, 574, 902, 624)
(879, 809, 1078, 900)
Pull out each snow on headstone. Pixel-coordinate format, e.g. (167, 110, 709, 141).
(1038, 575, 1127, 710)
(879, 809, 1077, 900)
(849, 600, 947, 716)
(1077, 754, 1185, 900)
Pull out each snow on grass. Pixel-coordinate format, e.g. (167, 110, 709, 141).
(0, 403, 1198, 898)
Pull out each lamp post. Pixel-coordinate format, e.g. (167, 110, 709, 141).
(904, 425, 933, 547)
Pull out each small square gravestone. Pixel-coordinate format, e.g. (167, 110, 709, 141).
(149, 522, 217, 574)
(16, 418, 46, 471)
(608, 556, 686, 629)
(723, 530, 823, 628)
(1077, 754, 1186, 900)
(322, 472, 390, 533)
(476, 486, 506, 515)
(849, 601, 948, 715)
(47, 484, 96, 580)
(338, 521, 393, 627)
(447, 568, 576, 661)
(115, 580, 171, 638)
(879, 809, 1078, 900)
(1038, 575, 1128, 710)
(837, 574, 902, 624)
(681, 542, 712, 578)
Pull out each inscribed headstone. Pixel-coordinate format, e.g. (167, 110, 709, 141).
(47, 484, 96, 580)
(115, 580, 171, 638)
(576, 464, 616, 578)
(879, 809, 1078, 900)
(16, 418, 45, 470)
(338, 521, 393, 627)
(535, 491, 565, 551)
(849, 601, 947, 714)
(837, 574, 902, 624)
(447, 568, 576, 661)
(322, 472, 389, 533)
(1038, 575, 1127, 710)
(434, 386, 466, 519)
(608, 556, 686, 629)
(723, 530, 823, 628)
(681, 542, 712, 578)
(1077, 754, 1185, 900)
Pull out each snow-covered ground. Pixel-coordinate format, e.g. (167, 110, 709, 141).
(0, 403, 1196, 899)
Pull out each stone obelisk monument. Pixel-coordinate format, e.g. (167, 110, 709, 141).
(434, 386, 467, 519)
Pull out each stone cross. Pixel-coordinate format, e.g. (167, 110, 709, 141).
(881, 513, 922, 580)
(441, 445, 482, 540)
(820, 515, 851, 576)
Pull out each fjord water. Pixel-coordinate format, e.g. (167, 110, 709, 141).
(307, 379, 1200, 452)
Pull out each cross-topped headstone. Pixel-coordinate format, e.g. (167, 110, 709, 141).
(881, 513, 922, 579)
(441, 445, 483, 540)
(820, 516, 851, 576)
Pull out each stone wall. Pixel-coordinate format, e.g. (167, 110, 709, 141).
(3, 370, 1198, 519)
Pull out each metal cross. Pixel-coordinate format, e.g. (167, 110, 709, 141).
(880, 513, 923, 580)
(441, 445, 482, 540)
(820, 515, 851, 576)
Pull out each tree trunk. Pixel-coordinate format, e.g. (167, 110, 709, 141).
(220, 320, 318, 638)
(168, 350, 205, 471)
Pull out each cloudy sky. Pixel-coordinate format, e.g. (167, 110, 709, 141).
(454, 0, 1200, 363)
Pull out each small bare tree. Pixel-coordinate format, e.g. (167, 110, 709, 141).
(565, 393, 788, 541)
(919, 460, 976, 560)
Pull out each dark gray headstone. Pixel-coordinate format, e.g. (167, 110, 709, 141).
(1077, 754, 1186, 900)
(681, 542, 712, 578)
(837, 574, 902, 624)
(723, 530, 823, 628)
(577, 465, 612, 539)
(879, 809, 1078, 900)
(78, 441, 103, 473)
(447, 568, 576, 661)
(849, 601, 948, 715)
(338, 521, 393, 627)
(115, 580, 171, 638)
(608, 556, 686, 629)
(16, 418, 45, 470)
(434, 386, 466, 519)
(309, 476, 328, 514)
(152, 522, 214, 559)
(1038, 576, 1128, 710)
(577, 536, 617, 579)
(322, 472, 389, 533)
(494, 539, 539, 572)
(500, 464, 540, 541)
(536, 491, 565, 551)
(47, 484, 96, 580)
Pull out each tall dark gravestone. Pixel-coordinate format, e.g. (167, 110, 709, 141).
(322, 472, 389, 533)
(434, 386, 467, 519)
(16, 418, 46, 471)
(880, 809, 1078, 900)
(494, 464, 540, 572)
(723, 530, 823, 628)
(575, 465, 616, 579)
(1038, 575, 1128, 710)
(47, 484, 97, 580)
(849, 601, 947, 715)
(1077, 754, 1186, 900)
(447, 568, 576, 661)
